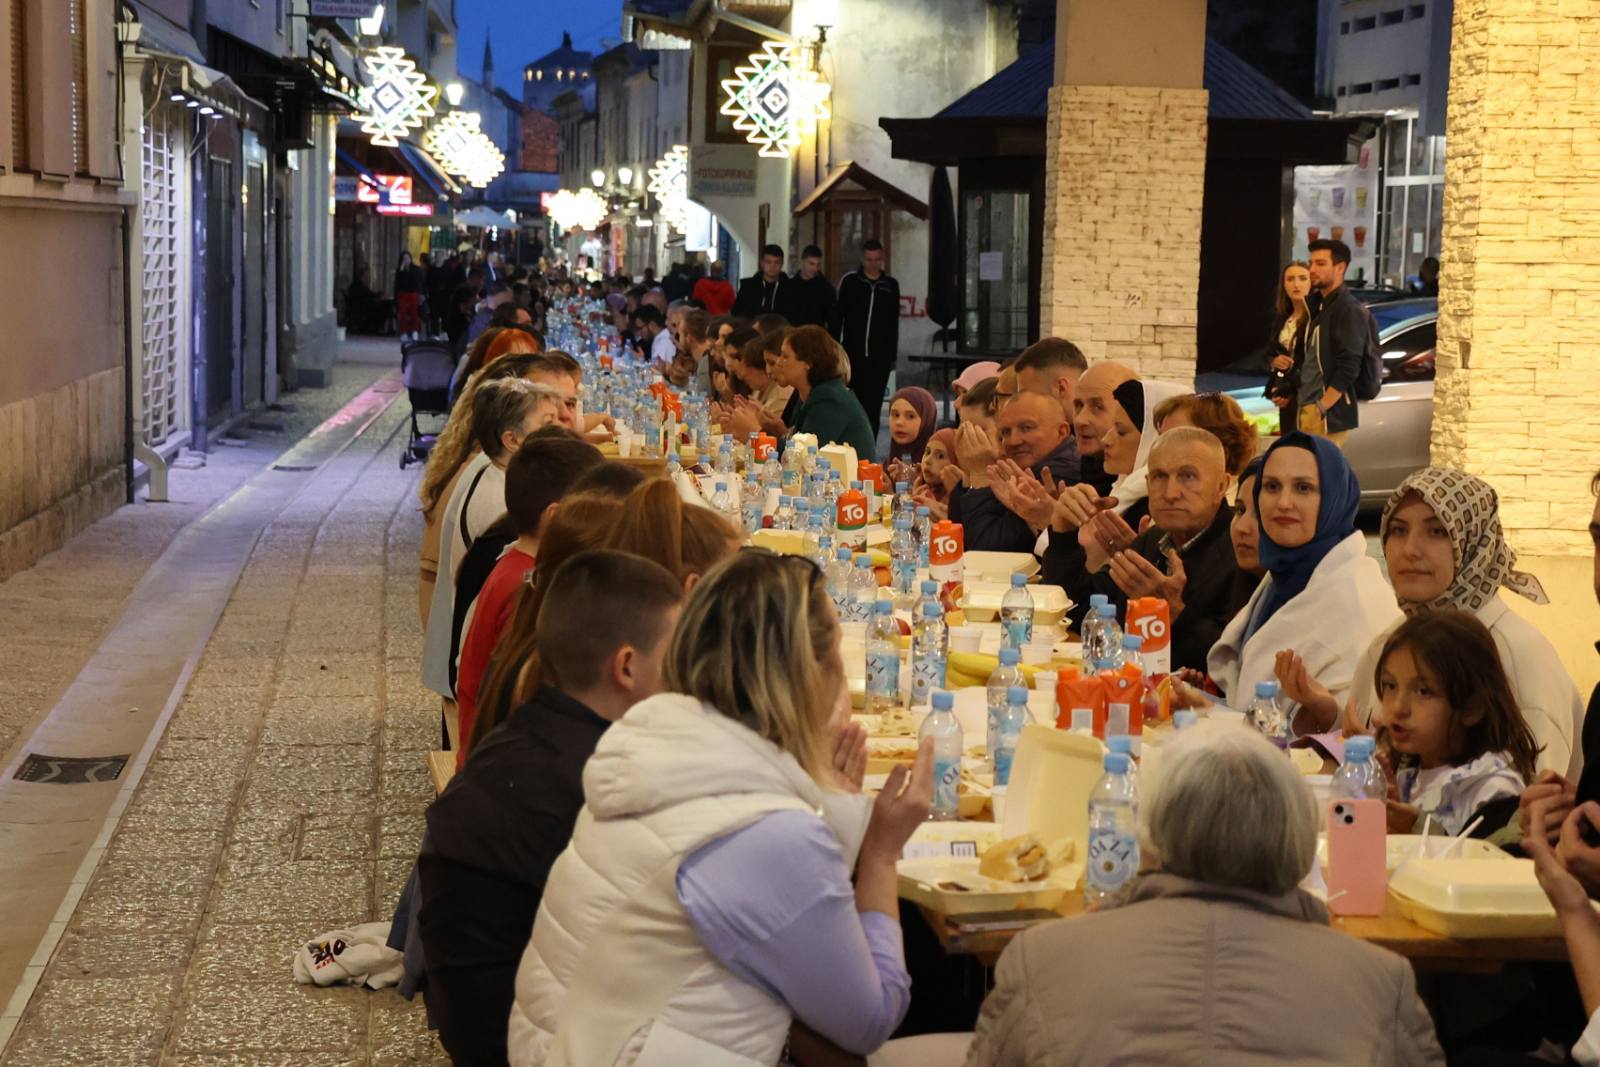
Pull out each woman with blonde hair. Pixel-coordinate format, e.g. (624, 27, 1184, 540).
(417, 352, 546, 623)
(507, 550, 933, 1066)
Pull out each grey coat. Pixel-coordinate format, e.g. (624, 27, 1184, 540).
(966, 873, 1444, 1067)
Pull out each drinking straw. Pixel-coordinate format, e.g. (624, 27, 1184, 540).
(1440, 815, 1485, 858)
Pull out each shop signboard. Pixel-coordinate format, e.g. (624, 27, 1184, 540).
(688, 144, 757, 201)
(1292, 135, 1379, 284)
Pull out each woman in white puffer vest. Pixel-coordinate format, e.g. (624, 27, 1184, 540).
(507, 549, 935, 1067)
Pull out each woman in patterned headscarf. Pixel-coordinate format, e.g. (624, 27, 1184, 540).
(1278, 467, 1585, 777)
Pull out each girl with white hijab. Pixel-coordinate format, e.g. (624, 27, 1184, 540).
(1279, 466, 1583, 776)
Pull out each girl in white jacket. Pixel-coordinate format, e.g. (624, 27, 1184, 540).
(1207, 432, 1401, 724)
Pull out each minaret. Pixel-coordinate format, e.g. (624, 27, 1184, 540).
(482, 32, 495, 92)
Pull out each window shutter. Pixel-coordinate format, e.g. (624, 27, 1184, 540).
(69, 0, 84, 175)
(10, 0, 25, 171)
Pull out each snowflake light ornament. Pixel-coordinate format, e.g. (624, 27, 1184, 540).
(358, 47, 438, 147)
(546, 188, 608, 232)
(425, 111, 505, 188)
(719, 41, 830, 158)
(647, 144, 691, 234)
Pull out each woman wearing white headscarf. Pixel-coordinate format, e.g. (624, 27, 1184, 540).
(1278, 466, 1582, 777)
(1101, 379, 1191, 522)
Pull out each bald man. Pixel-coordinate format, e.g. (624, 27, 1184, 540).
(1040, 427, 1250, 672)
(1072, 361, 1136, 495)
(949, 391, 1080, 553)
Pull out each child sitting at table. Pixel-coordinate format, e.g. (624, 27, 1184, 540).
(1373, 610, 1540, 838)
(912, 428, 957, 521)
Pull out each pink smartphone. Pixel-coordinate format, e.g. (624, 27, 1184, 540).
(1326, 799, 1387, 916)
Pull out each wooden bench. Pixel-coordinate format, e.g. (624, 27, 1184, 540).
(428, 750, 456, 795)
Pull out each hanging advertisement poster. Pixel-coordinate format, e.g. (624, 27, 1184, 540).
(1291, 135, 1379, 286)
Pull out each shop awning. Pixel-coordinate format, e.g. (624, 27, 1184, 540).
(396, 141, 462, 199)
(793, 161, 928, 221)
(119, 2, 264, 121)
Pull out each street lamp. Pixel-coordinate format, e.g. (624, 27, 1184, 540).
(445, 81, 465, 107)
(590, 169, 606, 188)
(358, 3, 385, 36)
(617, 166, 633, 187)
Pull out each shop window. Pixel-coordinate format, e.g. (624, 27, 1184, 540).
(1404, 73, 1421, 86)
(1376, 77, 1400, 91)
(1351, 81, 1373, 95)
(1380, 9, 1404, 25)
(961, 188, 1030, 353)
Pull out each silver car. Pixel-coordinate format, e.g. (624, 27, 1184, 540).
(1218, 298, 1437, 509)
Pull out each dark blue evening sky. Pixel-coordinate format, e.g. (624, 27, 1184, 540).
(454, 0, 626, 82)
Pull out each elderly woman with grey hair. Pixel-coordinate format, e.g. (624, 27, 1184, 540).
(965, 726, 1445, 1066)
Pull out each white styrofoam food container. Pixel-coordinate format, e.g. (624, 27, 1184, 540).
(1387, 857, 1560, 938)
(962, 582, 1070, 624)
(962, 551, 1041, 583)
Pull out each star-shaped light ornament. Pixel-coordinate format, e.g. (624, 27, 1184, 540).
(647, 144, 691, 234)
(546, 188, 608, 232)
(424, 111, 506, 188)
(719, 41, 830, 158)
(357, 47, 438, 147)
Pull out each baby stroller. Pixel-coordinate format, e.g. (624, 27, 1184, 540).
(399, 340, 457, 469)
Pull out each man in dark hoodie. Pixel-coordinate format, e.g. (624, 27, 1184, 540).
(787, 244, 837, 327)
(417, 550, 684, 1066)
(732, 243, 793, 318)
(831, 239, 901, 434)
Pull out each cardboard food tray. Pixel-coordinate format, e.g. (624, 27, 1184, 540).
(897, 856, 1083, 916)
(961, 582, 1070, 624)
(1387, 857, 1561, 939)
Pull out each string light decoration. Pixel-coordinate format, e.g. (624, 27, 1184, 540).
(357, 47, 438, 147)
(647, 144, 690, 234)
(545, 188, 608, 231)
(719, 41, 830, 158)
(424, 110, 506, 188)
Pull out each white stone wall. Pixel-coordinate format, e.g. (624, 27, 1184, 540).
(1040, 85, 1209, 383)
(1432, 0, 1600, 558)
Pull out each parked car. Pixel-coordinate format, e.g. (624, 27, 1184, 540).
(1201, 299, 1437, 509)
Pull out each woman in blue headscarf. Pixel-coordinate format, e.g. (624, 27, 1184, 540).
(1207, 433, 1402, 726)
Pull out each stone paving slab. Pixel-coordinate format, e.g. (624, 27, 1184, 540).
(0, 355, 447, 1063)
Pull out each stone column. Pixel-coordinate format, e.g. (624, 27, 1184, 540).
(1041, 0, 1208, 381)
(1433, 0, 1600, 690)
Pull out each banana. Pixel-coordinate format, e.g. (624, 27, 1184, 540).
(943, 669, 989, 689)
(947, 651, 1042, 687)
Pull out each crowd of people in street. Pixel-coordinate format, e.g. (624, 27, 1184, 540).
(371, 237, 1600, 1067)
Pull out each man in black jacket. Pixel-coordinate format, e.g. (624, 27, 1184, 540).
(787, 244, 836, 327)
(731, 243, 792, 318)
(416, 551, 684, 1066)
(830, 239, 901, 433)
(949, 391, 1080, 553)
(1040, 428, 1246, 671)
(1299, 238, 1369, 447)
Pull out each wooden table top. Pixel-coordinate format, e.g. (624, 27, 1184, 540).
(917, 889, 1568, 971)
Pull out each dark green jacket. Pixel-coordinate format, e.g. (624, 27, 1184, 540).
(791, 376, 877, 458)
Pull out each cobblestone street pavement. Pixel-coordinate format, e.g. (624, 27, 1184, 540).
(0, 369, 447, 1064)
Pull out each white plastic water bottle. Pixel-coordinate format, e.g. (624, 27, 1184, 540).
(994, 685, 1030, 789)
(1246, 680, 1291, 750)
(792, 497, 811, 535)
(827, 547, 853, 613)
(911, 601, 948, 708)
(986, 647, 1024, 772)
(866, 600, 902, 714)
(1098, 605, 1127, 672)
(917, 579, 940, 622)
(666, 452, 682, 480)
(847, 554, 878, 623)
(782, 443, 804, 491)
(1105, 734, 1140, 797)
(1000, 573, 1035, 651)
(1118, 634, 1159, 727)
(890, 518, 917, 608)
(716, 444, 735, 479)
(1085, 752, 1140, 907)
(1081, 593, 1109, 666)
(1331, 735, 1387, 800)
(774, 495, 795, 532)
(810, 530, 835, 574)
(710, 481, 737, 525)
(741, 475, 763, 535)
(920, 690, 963, 821)
(893, 480, 914, 525)
(761, 453, 782, 490)
(915, 505, 932, 567)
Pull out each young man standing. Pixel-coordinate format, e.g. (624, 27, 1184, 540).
(1300, 238, 1369, 447)
(732, 244, 792, 318)
(417, 550, 685, 1067)
(788, 244, 836, 327)
(831, 239, 901, 434)
(691, 259, 736, 315)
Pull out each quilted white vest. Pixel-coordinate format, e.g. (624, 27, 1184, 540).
(506, 692, 872, 1067)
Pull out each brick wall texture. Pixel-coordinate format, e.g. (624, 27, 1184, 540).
(1040, 84, 1209, 383)
(1433, 0, 1600, 556)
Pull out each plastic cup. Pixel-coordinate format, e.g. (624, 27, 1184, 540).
(949, 626, 982, 653)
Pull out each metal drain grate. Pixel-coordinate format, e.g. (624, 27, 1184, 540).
(15, 753, 130, 784)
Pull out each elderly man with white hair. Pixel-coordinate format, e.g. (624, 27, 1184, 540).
(966, 726, 1445, 1066)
